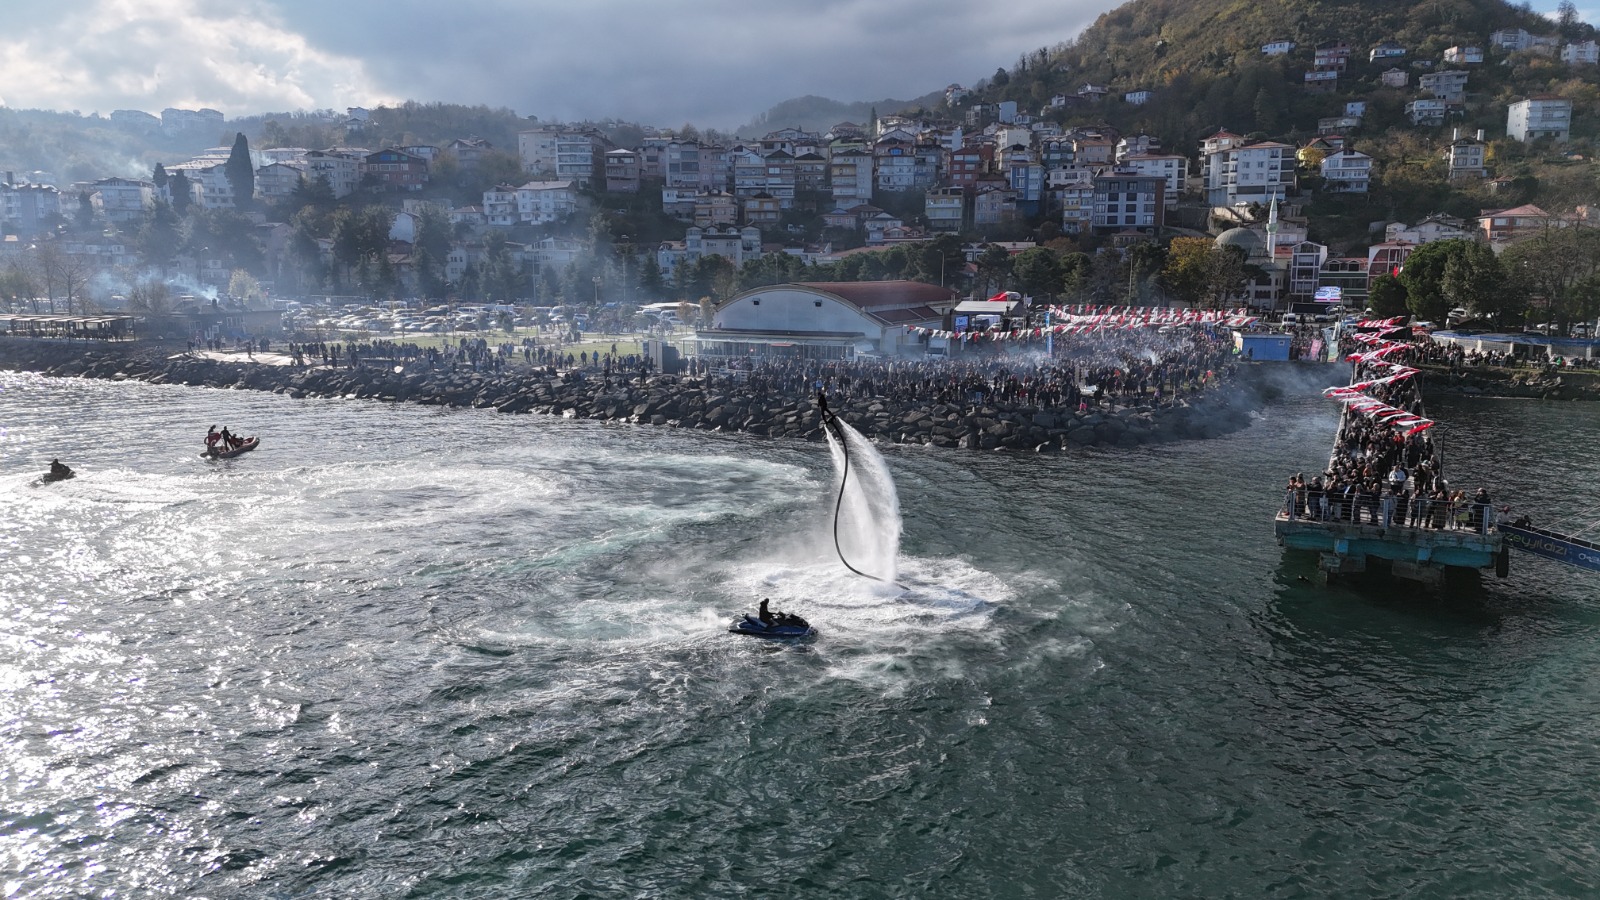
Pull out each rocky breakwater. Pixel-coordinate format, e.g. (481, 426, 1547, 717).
(1421, 364, 1600, 401)
(2, 340, 1262, 451)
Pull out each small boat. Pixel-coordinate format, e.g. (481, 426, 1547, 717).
(728, 612, 816, 639)
(203, 437, 260, 459)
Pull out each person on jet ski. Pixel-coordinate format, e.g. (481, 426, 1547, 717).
(758, 598, 773, 625)
(49, 459, 71, 478)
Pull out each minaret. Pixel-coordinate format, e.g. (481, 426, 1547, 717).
(1265, 195, 1280, 259)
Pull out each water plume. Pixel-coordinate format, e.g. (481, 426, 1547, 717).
(823, 418, 901, 584)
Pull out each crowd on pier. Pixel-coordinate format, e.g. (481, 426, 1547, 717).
(1284, 339, 1495, 534)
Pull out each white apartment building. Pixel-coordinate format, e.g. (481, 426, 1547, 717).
(1444, 130, 1488, 180)
(482, 186, 517, 227)
(1562, 40, 1600, 65)
(515, 180, 579, 225)
(88, 177, 153, 222)
(1119, 153, 1188, 202)
(1507, 96, 1572, 142)
(517, 129, 560, 175)
(164, 161, 235, 209)
(1204, 140, 1294, 206)
(1320, 149, 1373, 193)
(254, 162, 305, 203)
(300, 150, 361, 198)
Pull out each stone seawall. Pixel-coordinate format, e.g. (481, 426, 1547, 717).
(0, 340, 1264, 452)
(1419, 364, 1600, 401)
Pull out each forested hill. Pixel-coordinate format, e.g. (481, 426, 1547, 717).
(972, 0, 1590, 142)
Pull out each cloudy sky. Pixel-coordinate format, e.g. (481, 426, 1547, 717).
(0, 0, 1130, 129)
(0, 1, 1578, 129)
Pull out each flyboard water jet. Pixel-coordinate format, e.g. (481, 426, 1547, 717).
(729, 391, 903, 639)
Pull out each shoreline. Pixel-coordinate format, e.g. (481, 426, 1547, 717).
(1, 338, 1269, 452)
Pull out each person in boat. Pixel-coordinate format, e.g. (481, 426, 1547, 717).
(205, 425, 222, 455)
(758, 598, 773, 625)
(49, 459, 71, 479)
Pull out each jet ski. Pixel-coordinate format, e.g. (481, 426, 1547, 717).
(729, 611, 816, 639)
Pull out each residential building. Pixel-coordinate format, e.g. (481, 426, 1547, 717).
(1006, 155, 1045, 207)
(1076, 83, 1109, 100)
(1319, 257, 1370, 307)
(1054, 170, 1095, 234)
(604, 149, 641, 193)
(1444, 45, 1484, 64)
(0, 177, 61, 235)
(693, 191, 739, 228)
(973, 183, 1018, 226)
(1381, 68, 1409, 88)
(1444, 130, 1488, 180)
(874, 137, 933, 192)
(514, 180, 580, 225)
(1315, 41, 1352, 71)
(164, 161, 234, 209)
(1405, 99, 1448, 126)
(160, 107, 224, 132)
(1204, 139, 1295, 206)
(947, 144, 991, 189)
(945, 84, 971, 105)
(1091, 170, 1165, 234)
(1385, 213, 1470, 244)
(300, 150, 361, 198)
(1304, 70, 1339, 92)
(684, 225, 763, 268)
(1262, 40, 1296, 55)
(1288, 241, 1329, 300)
(444, 138, 492, 172)
(1478, 204, 1565, 244)
(1345, 101, 1368, 117)
(1419, 70, 1469, 103)
(1366, 241, 1416, 285)
(87, 177, 152, 222)
(362, 149, 429, 192)
(925, 187, 966, 232)
(1123, 90, 1153, 105)
(481, 186, 517, 227)
(1115, 133, 1161, 161)
(517, 129, 561, 176)
(1318, 116, 1361, 135)
(1320, 149, 1373, 193)
(1370, 41, 1406, 62)
(1120, 153, 1187, 202)
(1507, 96, 1572, 142)
(253, 162, 305, 204)
(794, 152, 828, 196)
(743, 193, 782, 227)
(829, 148, 873, 207)
(556, 131, 609, 187)
(1562, 40, 1600, 65)
(110, 109, 160, 129)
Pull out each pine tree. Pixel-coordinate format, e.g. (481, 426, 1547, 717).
(169, 171, 193, 217)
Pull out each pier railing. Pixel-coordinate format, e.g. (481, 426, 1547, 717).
(1278, 491, 1498, 536)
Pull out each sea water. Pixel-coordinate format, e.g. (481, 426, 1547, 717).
(3, 370, 1600, 897)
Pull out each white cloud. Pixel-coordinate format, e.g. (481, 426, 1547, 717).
(0, 0, 394, 115)
(0, 0, 1118, 127)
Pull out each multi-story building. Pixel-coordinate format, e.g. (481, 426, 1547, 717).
(1053, 170, 1095, 235)
(0, 180, 62, 237)
(1091, 170, 1165, 234)
(110, 109, 160, 129)
(1385, 213, 1471, 244)
(253, 163, 304, 204)
(165, 161, 235, 209)
(925, 187, 965, 233)
(300, 150, 361, 198)
(1562, 39, 1600, 64)
(692, 191, 739, 228)
(87, 177, 153, 223)
(362, 149, 429, 192)
(160, 107, 224, 132)
(743, 193, 782, 227)
(1115, 133, 1161, 162)
(1288, 241, 1329, 300)
(481, 186, 518, 227)
(1444, 45, 1484, 64)
(1370, 41, 1407, 62)
(1478, 204, 1565, 244)
(1314, 41, 1352, 71)
(1444, 131, 1488, 180)
(1381, 68, 1409, 88)
(1405, 99, 1448, 126)
(684, 225, 763, 268)
(1262, 39, 1296, 55)
(874, 137, 935, 192)
(973, 183, 1017, 227)
(556, 132, 608, 187)
(664, 141, 703, 189)
(1507, 96, 1572, 142)
(1204, 139, 1295, 206)
(514, 180, 580, 225)
(1320, 149, 1373, 193)
(517, 129, 560, 176)
(1119, 153, 1187, 203)
(1419, 70, 1469, 103)
(604, 149, 640, 194)
(829, 149, 873, 208)
(794, 153, 828, 195)
(762, 150, 798, 207)
(1304, 70, 1339, 93)
(948, 144, 992, 190)
(730, 146, 768, 198)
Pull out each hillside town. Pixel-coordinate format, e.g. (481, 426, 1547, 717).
(1, 14, 1599, 360)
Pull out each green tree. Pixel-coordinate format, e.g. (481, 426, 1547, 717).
(1367, 274, 1409, 317)
(1160, 237, 1215, 306)
(135, 202, 182, 274)
(1439, 241, 1510, 322)
(225, 132, 255, 211)
(168, 170, 193, 217)
(1012, 247, 1062, 300)
(976, 243, 1013, 296)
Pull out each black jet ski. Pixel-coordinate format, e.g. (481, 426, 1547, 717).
(729, 611, 816, 639)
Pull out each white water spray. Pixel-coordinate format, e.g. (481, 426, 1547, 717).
(823, 418, 902, 583)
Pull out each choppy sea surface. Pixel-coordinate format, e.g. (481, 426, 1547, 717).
(3, 368, 1599, 898)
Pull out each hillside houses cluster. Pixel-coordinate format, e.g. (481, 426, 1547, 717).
(0, 16, 1594, 315)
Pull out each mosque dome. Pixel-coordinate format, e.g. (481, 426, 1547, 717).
(1215, 227, 1264, 253)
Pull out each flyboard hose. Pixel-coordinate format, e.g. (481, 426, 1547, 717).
(819, 393, 903, 588)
